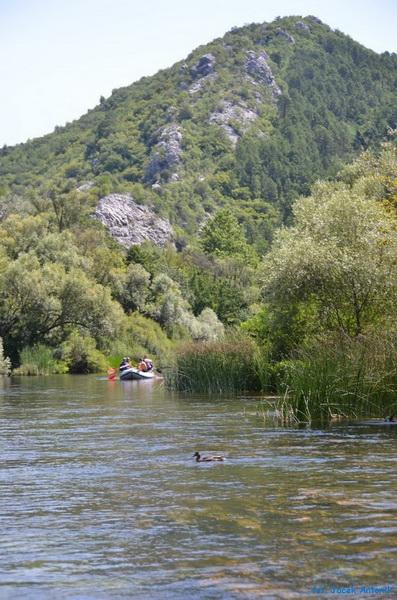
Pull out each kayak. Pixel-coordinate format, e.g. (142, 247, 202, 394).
(119, 367, 155, 381)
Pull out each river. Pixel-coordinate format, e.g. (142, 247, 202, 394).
(0, 375, 396, 599)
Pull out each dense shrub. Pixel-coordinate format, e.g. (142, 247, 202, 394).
(0, 337, 11, 375)
(14, 344, 67, 376)
(60, 331, 108, 374)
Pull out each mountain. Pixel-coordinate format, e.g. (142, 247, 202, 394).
(0, 15, 396, 247)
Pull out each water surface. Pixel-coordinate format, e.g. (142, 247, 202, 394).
(1, 376, 396, 599)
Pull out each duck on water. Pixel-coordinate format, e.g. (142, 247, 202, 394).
(193, 452, 225, 462)
(358, 415, 397, 426)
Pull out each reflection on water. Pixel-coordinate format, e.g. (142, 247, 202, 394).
(0, 375, 396, 599)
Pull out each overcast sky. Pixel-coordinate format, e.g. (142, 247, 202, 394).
(0, 0, 396, 146)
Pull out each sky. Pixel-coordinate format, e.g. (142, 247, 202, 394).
(0, 0, 396, 146)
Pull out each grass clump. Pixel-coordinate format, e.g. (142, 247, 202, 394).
(166, 334, 270, 394)
(14, 344, 67, 375)
(274, 332, 397, 424)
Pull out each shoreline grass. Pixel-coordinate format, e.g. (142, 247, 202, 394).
(167, 331, 397, 423)
(271, 333, 397, 424)
(165, 336, 269, 394)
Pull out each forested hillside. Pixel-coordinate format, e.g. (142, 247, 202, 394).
(0, 15, 396, 401)
(1, 15, 396, 243)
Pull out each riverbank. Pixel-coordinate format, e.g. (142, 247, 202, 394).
(167, 332, 397, 423)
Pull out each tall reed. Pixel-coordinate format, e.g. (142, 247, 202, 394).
(166, 336, 269, 394)
(276, 332, 397, 423)
(14, 344, 61, 376)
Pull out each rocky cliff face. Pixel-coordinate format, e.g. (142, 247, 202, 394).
(144, 124, 183, 183)
(275, 28, 295, 44)
(94, 194, 173, 247)
(245, 51, 282, 98)
(190, 53, 216, 78)
(294, 21, 311, 33)
(208, 101, 259, 146)
(1, 14, 395, 232)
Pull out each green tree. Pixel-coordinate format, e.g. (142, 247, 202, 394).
(0, 255, 123, 361)
(200, 209, 256, 261)
(262, 183, 397, 337)
(119, 263, 151, 312)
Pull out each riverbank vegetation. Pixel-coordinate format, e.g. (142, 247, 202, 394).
(0, 15, 396, 420)
(165, 335, 268, 394)
(1, 141, 396, 425)
(168, 141, 397, 421)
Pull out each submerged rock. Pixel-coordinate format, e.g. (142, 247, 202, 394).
(94, 193, 173, 247)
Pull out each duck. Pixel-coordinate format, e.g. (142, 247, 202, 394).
(384, 415, 395, 422)
(193, 451, 225, 462)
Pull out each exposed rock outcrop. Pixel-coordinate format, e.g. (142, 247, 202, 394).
(188, 54, 217, 94)
(94, 194, 173, 247)
(245, 51, 282, 98)
(295, 21, 311, 33)
(191, 53, 216, 78)
(276, 28, 295, 44)
(144, 124, 183, 183)
(189, 72, 217, 95)
(306, 16, 323, 25)
(76, 181, 94, 192)
(208, 101, 258, 146)
(306, 15, 329, 28)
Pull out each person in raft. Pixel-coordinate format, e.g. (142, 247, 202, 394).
(138, 357, 154, 372)
(119, 357, 132, 372)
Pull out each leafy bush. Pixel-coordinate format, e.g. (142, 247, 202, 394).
(0, 337, 11, 375)
(14, 344, 66, 375)
(108, 312, 175, 370)
(60, 331, 108, 374)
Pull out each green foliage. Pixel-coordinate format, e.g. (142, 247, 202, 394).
(60, 331, 108, 374)
(1, 15, 395, 235)
(0, 15, 396, 405)
(200, 208, 258, 262)
(167, 334, 265, 394)
(276, 332, 397, 423)
(262, 181, 397, 337)
(255, 142, 397, 418)
(338, 139, 397, 211)
(14, 344, 67, 375)
(0, 253, 124, 359)
(180, 251, 257, 325)
(194, 308, 224, 341)
(0, 337, 11, 375)
(118, 263, 151, 312)
(126, 241, 163, 275)
(108, 312, 174, 369)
